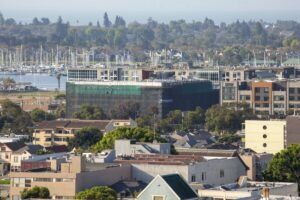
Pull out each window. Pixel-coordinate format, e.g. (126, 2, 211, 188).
(289, 88, 295, 94)
(153, 196, 164, 200)
(1, 147, 6, 151)
(25, 178, 31, 187)
(274, 95, 284, 101)
(33, 178, 53, 182)
(289, 96, 295, 101)
(201, 172, 206, 181)
(220, 170, 225, 178)
(263, 134, 267, 138)
(13, 156, 18, 163)
(263, 125, 267, 130)
(191, 175, 196, 182)
(263, 143, 267, 148)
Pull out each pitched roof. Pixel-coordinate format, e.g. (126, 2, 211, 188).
(26, 144, 44, 154)
(162, 174, 198, 200)
(36, 119, 111, 130)
(45, 145, 68, 153)
(4, 141, 26, 151)
(110, 180, 147, 198)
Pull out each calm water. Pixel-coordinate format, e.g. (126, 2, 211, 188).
(0, 73, 67, 91)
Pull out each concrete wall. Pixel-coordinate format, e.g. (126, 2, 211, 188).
(132, 157, 247, 186)
(245, 120, 286, 154)
(76, 165, 131, 192)
(188, 157, 247, 186)
(286, 116, 300, 147)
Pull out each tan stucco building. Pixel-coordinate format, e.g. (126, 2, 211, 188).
(9, 156, 131, 200)
(33, 119, 136, 147)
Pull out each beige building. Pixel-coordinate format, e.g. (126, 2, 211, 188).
(9, 156, 131, 200)
(245, 117, 300, 154)
(245, 120, 286, 154)
(33, 119, 137, 147)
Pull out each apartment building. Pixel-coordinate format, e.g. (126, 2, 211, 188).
(9, 156, 131, 200)
(220, 79, 300, 115)
(245, 116, 300, 154)
(33, 119, 137, 147)
(68, 67, 153, 82)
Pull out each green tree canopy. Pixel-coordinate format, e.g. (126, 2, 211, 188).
(264, 144, 300, 190)
(0, 99, 33, 134)
(30, 108, 56, 122)
(91, 127, 164, 152)
(73, 104, 107, 120)
(205, 103, 256, 134)
(21, 186, 50, 199)
(75, 186, 117, 200)
(68, 127, 103, 150)
(110, 102, 140, 119)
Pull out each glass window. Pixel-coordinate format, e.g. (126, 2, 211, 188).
(191, 175, 196, 182)
(220, 170, 225, 178)
(289, 88, 295, 94)
(153, 196, 164, 200)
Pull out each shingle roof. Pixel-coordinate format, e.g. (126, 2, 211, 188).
(162, 174, 198, 199)
(45, 145, 68, 153)
(4, 141, 26, 151)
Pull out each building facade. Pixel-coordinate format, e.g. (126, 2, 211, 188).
(9, 156, 131, 200)
(66, 80, 219, 119)
(220, 80, 300, 115)
(33, 119, 136, 147)
(245, 116, 300, 154)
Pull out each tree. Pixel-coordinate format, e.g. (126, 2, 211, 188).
(30, 108, 56, 122)
(0, 12, 5, 25)
(1, 77, 16, 90)
(41, 18, 50, 25)
(68, 127, 102, 150)
(264, 144, 300, 191)
(110, 102, 140, 119)
(56, 104, 66, 118)
(73, 104, 107, 120)
(21, 186, 50, 199)
(75, 186, 117, 200)
(103, 12, 112, 28)
(91, 127, 165, 152)
(205, 104, 242, 134)
(0, 99, 33, 134)
(32, 17, 40, 25)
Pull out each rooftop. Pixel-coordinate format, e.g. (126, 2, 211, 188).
(162, 174, 198, 199)
(115, 154, 206, 165)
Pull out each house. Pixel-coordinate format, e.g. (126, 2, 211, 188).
(110, 180, 147, 199)
(171, 131, 214, 148)
(9, 155, 131, 200)
(33, 119, 137, 147)
(0, 141, 26, 174)
(115, 154, 248, 186)
(10, 144, 44, 171)
(137, 174, 199, 200)
(115, 139, 171, 157)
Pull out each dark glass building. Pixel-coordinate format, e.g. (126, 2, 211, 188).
(66, 80, 219, 119)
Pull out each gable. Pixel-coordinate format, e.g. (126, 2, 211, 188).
(137, 176, 180, 200)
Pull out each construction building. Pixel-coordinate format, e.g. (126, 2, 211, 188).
(66, 80, 219, 119)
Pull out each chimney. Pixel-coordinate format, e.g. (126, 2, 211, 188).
(262, 187, 270, 200)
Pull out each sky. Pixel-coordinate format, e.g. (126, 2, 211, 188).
(1, 0, 300, 25)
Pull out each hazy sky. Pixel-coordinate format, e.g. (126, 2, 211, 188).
(1, 0, 300, 24)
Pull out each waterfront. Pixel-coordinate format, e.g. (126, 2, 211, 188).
(0, 73, 67, 91)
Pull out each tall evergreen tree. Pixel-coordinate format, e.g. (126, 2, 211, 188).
(103, 12, 111, 28)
